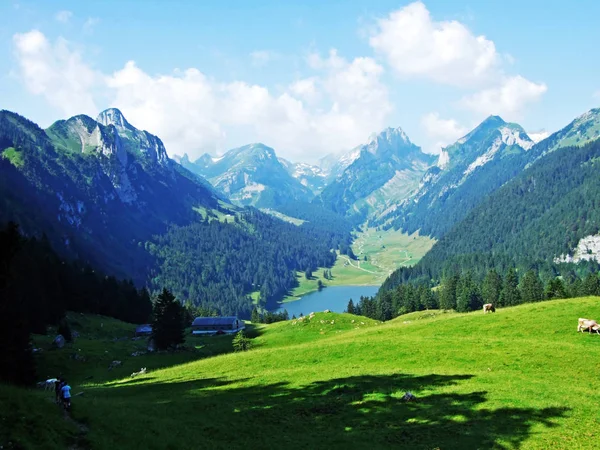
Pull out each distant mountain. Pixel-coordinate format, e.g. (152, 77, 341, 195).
(0, 108, 220, 282)
(380, 116, 534, 237)
(527, 108, 600, 161)
(315, 127, 437, 220)
(278, 158, 327, 195)
(178, 143, 313, 208)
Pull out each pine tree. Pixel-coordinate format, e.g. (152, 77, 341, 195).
(482, 269, 502, 306)
(439, 274, 459, 310)
(376, 292, 393, 321)
(456, 272, 482, 312)
(317, 280, 323, 291)
(582, 273, 600, 296)
(520, 270, 544, 303)
(151, 288, 185, 350)
(545, 278, 566, 300)
(346, 299, 355, 314)
(251, 307, 261, 324)
(500, 268, 521, 306)
(232, 330, 252, 352)
(420, 286, 437, 310)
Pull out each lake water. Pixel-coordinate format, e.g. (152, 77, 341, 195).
(275, 285, 380, 317)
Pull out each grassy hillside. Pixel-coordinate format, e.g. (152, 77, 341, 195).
(285, 228, 435, 300)
(3, 297, 600, 449)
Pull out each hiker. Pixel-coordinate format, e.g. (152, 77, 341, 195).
(61, 380, 72, 410)
(55, 377, 64, 404)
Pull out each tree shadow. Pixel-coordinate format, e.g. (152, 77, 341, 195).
(83, 372, 568, 449)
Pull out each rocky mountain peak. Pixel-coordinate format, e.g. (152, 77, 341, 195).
(96, 108, 132, 130)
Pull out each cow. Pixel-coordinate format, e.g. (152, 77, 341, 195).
(577, 318, 600, 334)
(483, 303, 496, 314)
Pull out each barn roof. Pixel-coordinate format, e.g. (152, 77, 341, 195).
(192, 316, 239, 326)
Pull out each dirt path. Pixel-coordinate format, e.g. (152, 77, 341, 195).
(64, 408, 89, 450)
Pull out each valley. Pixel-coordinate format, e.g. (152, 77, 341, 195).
(282, 227, 436, 303)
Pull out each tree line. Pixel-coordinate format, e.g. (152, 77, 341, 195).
(349, 267, 600, 322)
(149, 208, 343, 318)
(0, 222, 153, 386)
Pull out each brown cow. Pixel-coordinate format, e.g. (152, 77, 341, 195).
(483, 303, 496, 314)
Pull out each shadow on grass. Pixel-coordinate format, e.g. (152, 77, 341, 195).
(83, 373, 568, 449)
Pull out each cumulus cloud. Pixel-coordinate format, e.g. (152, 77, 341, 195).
(459, 75, 547, 120)
(421, 112, 467, 153)
(369, 1, 499, 87)
(12, 30, 99, 117)
(54, 10, 72, 23)
(13, 31, 392, 162)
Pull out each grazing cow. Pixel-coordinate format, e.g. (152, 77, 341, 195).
(577, 318, 600, 334)
(483, 303, 496, 314)
(39, 378, 58, 391)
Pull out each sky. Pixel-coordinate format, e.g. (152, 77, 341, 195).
(1, 0, 599, 163)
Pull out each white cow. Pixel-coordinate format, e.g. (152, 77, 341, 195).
(577, 318, 600, 334)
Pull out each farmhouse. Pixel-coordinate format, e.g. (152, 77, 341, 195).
(135, 324, 152, 336)
(191, 316, 245, 335)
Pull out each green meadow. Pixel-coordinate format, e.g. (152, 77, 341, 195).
(284, 227, 435, 301)
(3, 297, 600, 449)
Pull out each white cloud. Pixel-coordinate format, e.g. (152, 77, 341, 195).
(12, 31, 392, 162)
(460, 75, 547, 120)
(249, 50, 273, 67)
(421, 112, 467, 153)
(527, 130, 550, 143)
(83, 17, 100, 33)
(12, 30, 99, 117)
(55, 10, 72, 23)
(369, 1, 499, 87)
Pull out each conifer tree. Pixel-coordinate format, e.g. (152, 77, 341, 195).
(456, 272, 482, 312)
(582, 273, 600, 296)
(151, 288, 185, 350)
(545, 278, 566, 300)
(346, 299, 355, 314)
(439, 274, 459, 310)
(482, 269, 502, 306)
(251, 307, 261, 324)
(520, 270, 544, 303)
(500, 268, 521, 306)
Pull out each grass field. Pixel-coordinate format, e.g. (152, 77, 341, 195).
(4, 297, 600, 449)
(284, 227, 435, 301)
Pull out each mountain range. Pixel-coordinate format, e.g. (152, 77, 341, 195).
(3, 102, 600, 317)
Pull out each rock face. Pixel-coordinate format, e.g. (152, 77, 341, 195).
(177, 143, 313, 208)
(315, 127, 437, 219)
(555, 235, 600, 264)
(0, 109, 219, 283)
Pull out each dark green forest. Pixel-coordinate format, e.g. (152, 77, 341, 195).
(149, 208, 341, 317)
(378, 139, 600, 298)
(0, 222, 152, 385)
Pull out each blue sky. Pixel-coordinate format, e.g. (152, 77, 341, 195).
(1, 0, 599, 162)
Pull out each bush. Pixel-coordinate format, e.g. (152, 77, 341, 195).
(232, 330, 252, 352)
